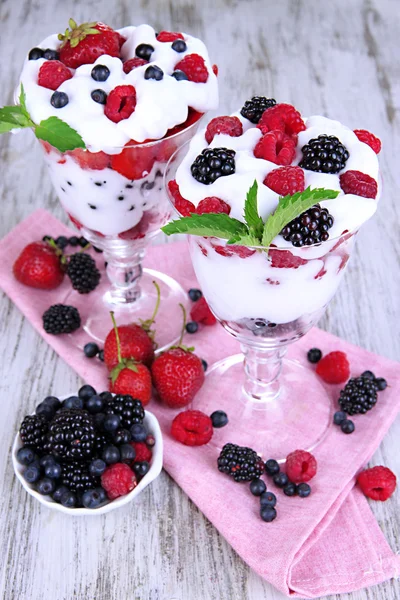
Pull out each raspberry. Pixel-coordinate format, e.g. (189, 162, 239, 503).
(269, 249, 307, 269)
(70, 148, 110, 170)
(171, 410, 213, 446)
(175, 53, 209, 83)
(110, 142, 155, 180)
(190, 297, 217, 325)
(123, 57, 147, 74)
(212, 64, 218, 76)
(258, 103, 306, 136)
(157, 31, 184, 42)
(254, 130, 296, 166)
(353, 129, 381, 154)
(264, 166, 305, 196)
(286, 450, 317, 483)
(130, 442, 152, 463)
(212, 244, 255, 259)
(101, 463, 137, 500)
(38, 61, 72, 90)
(205, 116, 243, 144)
(339, 170, 378, 199)
(104, 85, 137, 123)
(316, 351, 350, 384)
(167, 180, 195, 216)
(196, 197, 231, 215)
(357, 466, 396, 501)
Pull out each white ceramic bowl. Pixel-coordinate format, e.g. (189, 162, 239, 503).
(12, 402, 163, 515)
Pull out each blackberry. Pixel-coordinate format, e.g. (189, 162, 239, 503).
(20, 414, 48, 454)
(67, 253, 101, 294)
(61, 461, 99, 495)
(240, 96, 276, 124)
(104, 395, 145, 429)
(280, 204, 334, 247)
(42, 304, 81, 334)
(338, 376, 378, 415)
(45, 409, 96, 461)
(217, 443, 264, 482)
(191, 148, 235, 185)
(299, 134, 349, 174)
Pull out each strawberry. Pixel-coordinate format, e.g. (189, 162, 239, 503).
(110, 141, 155, 180)
(151, 305, 205, 408)
(69, 148, 110, 170)
(58, 19, 123, 69)
(13, 241, 64, 290)
(108, 312, 152, 406)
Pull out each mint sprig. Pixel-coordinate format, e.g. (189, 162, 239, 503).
(0, 84, 85, 152)
(162, 181, 340, 252)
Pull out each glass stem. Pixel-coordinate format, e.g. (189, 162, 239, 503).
(104, 249, 145, 305)
(240, 343, 286, 402)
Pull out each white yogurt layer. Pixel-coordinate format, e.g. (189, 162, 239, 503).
(18, 25, 218, 152)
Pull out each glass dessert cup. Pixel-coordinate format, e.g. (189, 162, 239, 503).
(39, 115, 203, 349)
(165, 156, 357, 460)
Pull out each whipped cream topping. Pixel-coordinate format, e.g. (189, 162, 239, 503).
(18, 24, 218, 153)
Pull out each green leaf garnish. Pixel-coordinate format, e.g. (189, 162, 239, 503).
(261, 187, 340, 248)
(0, 106, 31, 132)
(162, 213, 247, 240)
(243, 180, 264, 240)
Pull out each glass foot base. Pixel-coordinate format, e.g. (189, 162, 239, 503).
(191, 354, 333, 461)
(63, 268, 188, 352)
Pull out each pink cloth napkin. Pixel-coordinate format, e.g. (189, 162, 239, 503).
(1, 209, 400, 598)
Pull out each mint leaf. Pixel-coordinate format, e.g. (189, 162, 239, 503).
(262, 187, 340, 249)
(243, 180, 264, 240)
(19, 84, 28, 116)
(35, 117, 85, 152)
(0, 106, 31, 132)
(162, 213, 247, 240)
(227, 232, 260, 247)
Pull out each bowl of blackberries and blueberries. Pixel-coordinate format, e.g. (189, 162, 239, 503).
(12, 385, 163, 514)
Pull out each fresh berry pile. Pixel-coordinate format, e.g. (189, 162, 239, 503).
(16, 386, 155, 509)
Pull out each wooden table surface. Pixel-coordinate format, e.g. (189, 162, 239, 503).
(0, 1, 399, 598)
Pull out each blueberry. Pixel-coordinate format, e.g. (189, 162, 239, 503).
(78, 385, 97, 400)
(297, 483, 311, 498)
(133, 461, 150, 477)
(78, 237, 88, 248)
(375, 377, 387, 391)
(23, 462, 41, 484)
(91, 89, 107, 104)
(341, 419, 355, 434)
(260, 506, 277, 522)
(28, 47, 44, 60)
(102, 445, 120, 465)
(99, 391, 112, 402)
(172, 70, 189, 81)
(44, 462, 62, 479)
(171, 39, 187, 53)
(250, 479, 266, 496)
(89, 459, 107, 477)
(35, 402, 54, 421)
(98, 350, 105, 362)
(113, 428, 131, 445)
(43, 48, 59, 60)
(265, 459, 280, 476)
(16, 447, 36, 466)
(37, 477, 56, 495)
(52, 485, 69, 503)
(201, 359, 208, 372)
(186, 321, 198, 334)
(145, 434, 155, 447)
(63, 395, 84, 410)
(135, 43, 154, 60)
(307, 348, 322, 363)
(91, 65, 110, 82)
(120, 444, 136, 463)
(39, 455, 56, 469)
(93, 412, 106, 430)
(86, 394, 103, 414)
(188, 288, 202, 302)
(60, 490, 77, 508)
(82, 488, 106, 509)
(333, 410, 347, 425)
(50, 91, 69, 108)
(144, 65, 164, 81)
(103, 414, 121, 432)
(69, 236, 79, 246)
(210, 410, 228, 428)
(361, 370, 375, 380)
(84, 342, 100, 358)
(283, 482, 297, 496)
(273, 472, 288, 488)
(260, 491, 277, 507)
(56, 235, 68, 249)
(130, 423, 147, 442)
